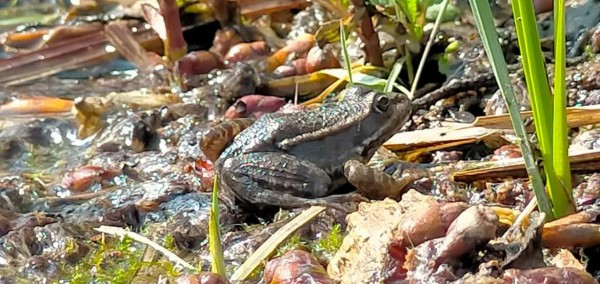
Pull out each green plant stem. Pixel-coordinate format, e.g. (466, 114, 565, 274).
(209, 176, 226, 276)
(409, 0, 449, 99)
(512, 0, 576, 219)
(468, 0, 553, 217)
(404, 45, 415, 84)
(340, 20, 354, 85)
(385, 58, 405, 92)
(511, 0, 554, 151)
(552, 0, 576, 217)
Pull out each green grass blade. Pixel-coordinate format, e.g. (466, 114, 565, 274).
(209, 176, 226, 276)
(409, 0, 449, 99)
(394, 0, 403, 20)
(400, 0, 419, 23)
(512, 0, 578, 220)
(468, 0, 553, 217)
(385, 57, 406, 92)
(340, 20, 354, 85)
(512, 0, 554, 153)
(404, 46, 415, 84)
(552, 0, 576, 217)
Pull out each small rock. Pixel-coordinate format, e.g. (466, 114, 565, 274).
(404, 205, 499, 282)
(570, 128, 600, 152)
(327, 198, 405, 283)
(503, 267, 597, 284)
(328, 190, 448, 283)
(573, 173, 600, 206)
(263, 250, 333, 284)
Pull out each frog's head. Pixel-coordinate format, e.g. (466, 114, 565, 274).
(345, 86, 412, 159)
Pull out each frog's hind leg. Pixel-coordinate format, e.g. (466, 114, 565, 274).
(220, 152, 365, 209)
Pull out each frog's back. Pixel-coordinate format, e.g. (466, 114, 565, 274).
(217, 99, 369, 169)
(217, 111, 289, 162)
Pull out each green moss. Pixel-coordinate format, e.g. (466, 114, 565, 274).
(60, 234, 185, 283)
(275, 235, 304, 257)
(274, 224, 344, 262)
(64, 238, 79, 255)
(163, 233, 176, 250)
(315, 224, 343, 257)
(246, 263, 265, 282)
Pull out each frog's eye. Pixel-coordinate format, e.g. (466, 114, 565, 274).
(374, 95, 390, 112)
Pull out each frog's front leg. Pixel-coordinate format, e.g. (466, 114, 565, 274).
(344, 159, 429, 200)
(219, 152, 367, 209)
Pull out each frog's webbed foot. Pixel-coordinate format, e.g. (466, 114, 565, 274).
(344, 159, 429, 200)
(221, 152, 360, 210)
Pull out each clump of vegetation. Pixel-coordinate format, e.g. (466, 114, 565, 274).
(232, 224, 344, 282)
(469, 0, 575, 219)
(275, 235, 304, 256)
(368, 0, 459, 89)
(62, 235, 182, 284)
(275, 224, 344, 260)
(314, 224, 344, 259)
(163, 232, 177, 251)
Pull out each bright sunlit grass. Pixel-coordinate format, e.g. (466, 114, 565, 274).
(512, 0, 575, 219)
(551, 0, 575, 219)
(209, 176, 226, 276)
(470, 0, 575, 220)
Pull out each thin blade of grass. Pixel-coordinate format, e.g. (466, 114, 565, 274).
(468, 0, 553, 216)
(340, 19, 354, 85)
(512, 0, 554, 151)
(404, 46, 415, 84)
(552, 0, 576, 217)
(512, 0, 573, 220)
(385, 57, 406, 93)
(93, 226, 196, 271)
(409, 0, 449, 100)
(209, 176, 226, 276)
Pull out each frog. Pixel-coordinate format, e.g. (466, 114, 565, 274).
(214, 86, 412, 209)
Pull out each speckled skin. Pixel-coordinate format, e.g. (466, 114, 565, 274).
(215, 86, 412, 209)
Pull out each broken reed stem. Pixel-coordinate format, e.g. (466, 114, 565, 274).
(94, 226, 197, 271)
(502, 197, 537, 239)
